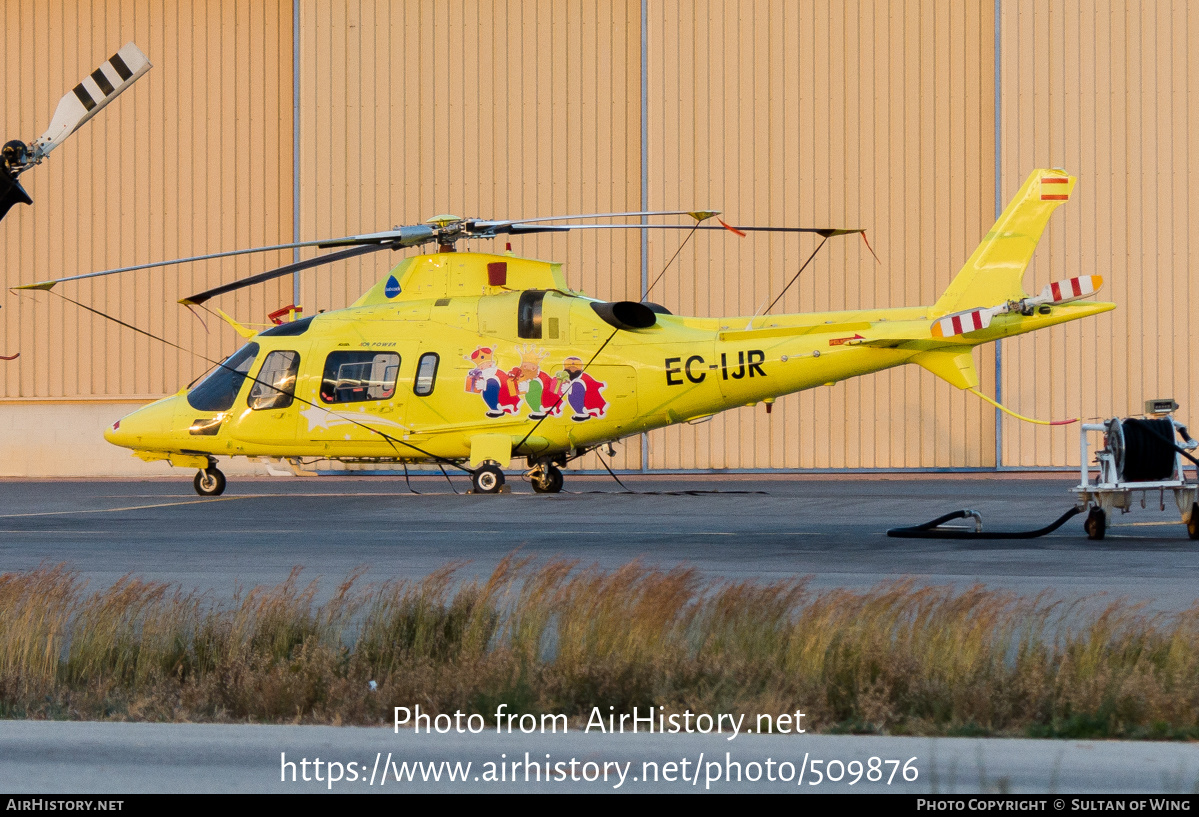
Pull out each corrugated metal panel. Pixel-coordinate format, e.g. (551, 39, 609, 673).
(0, 0, 294, 399)
(999, 0, 1197, 467)
(644, 1, 997, 469)
(6, 1, 1193, 474)
(297, 0, 644, 469)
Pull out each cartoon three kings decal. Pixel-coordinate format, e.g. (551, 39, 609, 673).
(465, 345, 608, 421)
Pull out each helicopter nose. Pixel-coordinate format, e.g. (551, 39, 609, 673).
(105, 411, 145, 448)
(104, 396, 182, 451)
(104, 415, 137, 448)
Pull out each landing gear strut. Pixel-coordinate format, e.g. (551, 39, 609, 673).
(532, 463, 564, 494)
(471, 462, 505, 494)
(194, 466, 226, 497)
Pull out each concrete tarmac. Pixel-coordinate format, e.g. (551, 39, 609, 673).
(0, 473, 1197, 607)
(4, 721, 1199, 794)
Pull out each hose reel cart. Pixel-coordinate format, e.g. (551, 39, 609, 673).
(1075, 399, 1199, 540)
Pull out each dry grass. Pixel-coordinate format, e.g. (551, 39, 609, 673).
(2, 557, 1199, 737)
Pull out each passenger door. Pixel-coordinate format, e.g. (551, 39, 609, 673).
(230, 344, 307, 447)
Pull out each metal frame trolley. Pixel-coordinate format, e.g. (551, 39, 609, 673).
(1075, 399, 1199, 540)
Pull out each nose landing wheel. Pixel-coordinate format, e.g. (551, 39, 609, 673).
(194, 467, 226, 497)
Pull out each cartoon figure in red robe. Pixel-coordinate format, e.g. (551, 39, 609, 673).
(551, 356, 607, 421)
(465, 346, 521, 417)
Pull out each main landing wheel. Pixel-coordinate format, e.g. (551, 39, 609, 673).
(472, 463, 505, 494)
(194, 467, 226, 497)
(532, 464, 564, 494)
(1084, 507, 1106, 541)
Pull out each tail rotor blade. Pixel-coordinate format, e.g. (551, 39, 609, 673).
(1036, 275, 1103, 305)
(930, 275, 1103, 338)
(931, 307, 996, 338)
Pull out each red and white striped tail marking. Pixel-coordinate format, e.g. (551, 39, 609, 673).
(931, 307, 993, 338)
(1039, 176, 1070, 201)
(1040, 275, 1102, 304)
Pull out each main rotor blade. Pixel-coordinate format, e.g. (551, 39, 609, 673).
(316, 224, 436, 248)
(473, 210, 709, 229)
(13, 237, 360, 292)
(537, 224, 864, 236)
(31, 43, 152, 161)
(179, 243, 389, 306)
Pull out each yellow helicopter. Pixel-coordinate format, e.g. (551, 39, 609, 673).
(18, 168, 1113, 495)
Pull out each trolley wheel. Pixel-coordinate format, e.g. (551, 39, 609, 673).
(194, 467, 226, 497)
(1188, 503, 1199, 541)
(1084, 507, 1106, 541)
(471, 463, 505, 494)
(532, 464, 564, 494)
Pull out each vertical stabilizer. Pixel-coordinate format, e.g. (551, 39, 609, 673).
(931, 169, 1075, 317)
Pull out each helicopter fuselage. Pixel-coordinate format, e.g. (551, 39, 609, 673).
(104, 248, 1112, 481)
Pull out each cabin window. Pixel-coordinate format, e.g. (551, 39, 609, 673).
(249, 350, 301, 410)
(518, 290, 545, 339)
(414, 353, 440, 396)
(320, 351, 399, 404)
(187, 343, 259, 411)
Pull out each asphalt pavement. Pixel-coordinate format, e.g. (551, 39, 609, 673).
(0, 473, 1196, 607)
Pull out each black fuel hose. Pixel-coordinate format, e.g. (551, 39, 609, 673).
(887, 507, 1082, 539)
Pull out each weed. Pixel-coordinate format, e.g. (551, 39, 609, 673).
(1, 559, 1197, 734)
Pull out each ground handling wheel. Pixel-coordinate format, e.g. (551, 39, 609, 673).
(1188, 503, 1199, 541)
(471, 462, 505, 494)
(194, 467, 226, 497)
(1084, 507, 1106, 541)
(532, 464, 564, 494)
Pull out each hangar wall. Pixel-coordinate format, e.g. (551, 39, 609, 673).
(998, 0, 1199, 468)
(0, 0, 293, 475)
(643, 1, 997, 470)
(296, 0, 996, 473)
(0, 1, 1187, 475)
(295, 0, 646, 470)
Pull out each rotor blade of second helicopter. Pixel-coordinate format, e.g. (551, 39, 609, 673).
(178, 243, 390, 306)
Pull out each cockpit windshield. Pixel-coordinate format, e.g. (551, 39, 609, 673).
(187, 343, 260, 411)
